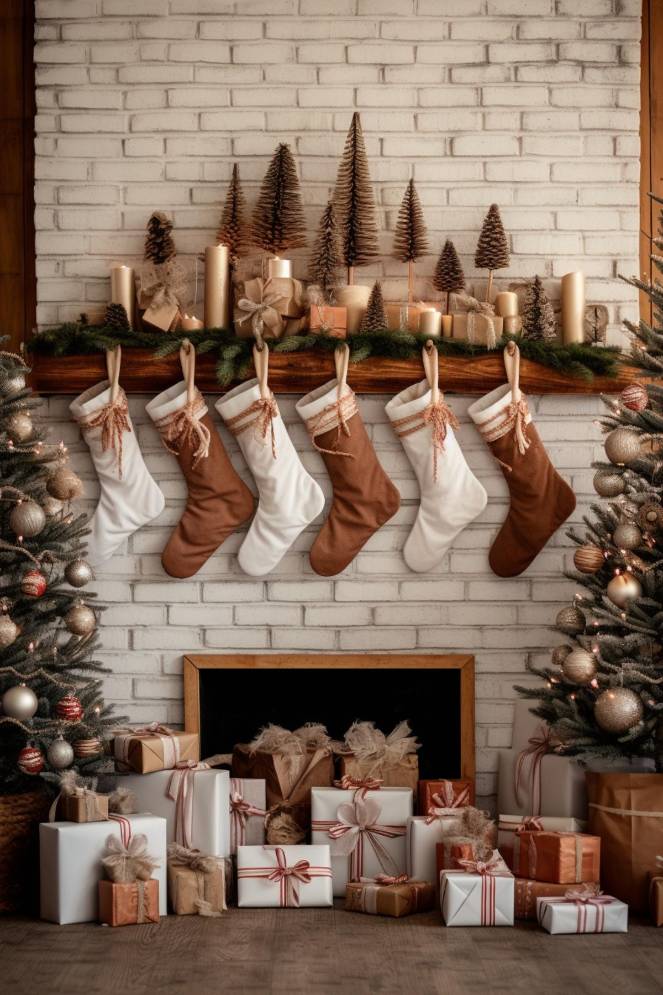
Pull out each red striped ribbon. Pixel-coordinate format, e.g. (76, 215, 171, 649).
(230, 777, 267, 852)
(166, 760, 211, 848)
(333, 775, 383, 799)
(540, 890, 614, 933)
(109, 812, 132, 848)
(315, 797, 406, 881)
(237, 847, 332, 907)
(514, 725, 554, 815)
(456, 851, 511, 926)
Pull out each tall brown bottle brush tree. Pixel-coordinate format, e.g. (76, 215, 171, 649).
(474, 203, 510, 302)
(334, 113, 380, 286)
(217, 163, 248, 267)
(309, 200, 342, 304)
(251, 143, 307, 259)
(433, 239, 465, 314)
(393, 179, 429, 304)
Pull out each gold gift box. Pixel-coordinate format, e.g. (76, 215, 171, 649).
(345, 879, 434, 918)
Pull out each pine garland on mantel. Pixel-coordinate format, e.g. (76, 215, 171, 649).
(30, 322, 621, 387)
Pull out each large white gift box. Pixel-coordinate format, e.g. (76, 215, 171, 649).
(406, 815, 460, 883)
(311, 787, 412, 897)
(114, 768, 241, 856)
(497, 815, 586, 872)
(237, 845, 333, 908)
(40, 813, 167, 924)
(537, 892, 628, 934)
(440, 853, 514, 927)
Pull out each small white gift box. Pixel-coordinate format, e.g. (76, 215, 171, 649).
(497, 815, 586, 872)
(311, 786, 413, 897)
(237, 845, 333, 908)
(40, 813, 167, 924)
(537, 891, 628, 934)
(440, 852, 514, 927)
(406, 815, 460, 883)
(114, 768, 234, 856)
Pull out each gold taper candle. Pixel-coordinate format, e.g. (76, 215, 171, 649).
(495, 291, 518, 318)
(204, 244, 230, 329)
(561, 271, 585, 345)
(110, 264, 135, 329)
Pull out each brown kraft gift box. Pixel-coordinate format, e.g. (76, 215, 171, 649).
(515, 831, 601, 884)
(168, 859, 227, 916)
(338, 754, 419, 793)
(514, 878, 600, 921)
(98, 879, 159, 926)
(587, 771, 663, 913)
(113, 729, 199, 774)
(345, 879, 435, 918)
(418, 778, 474, 815)
(60, 791, 109, 824)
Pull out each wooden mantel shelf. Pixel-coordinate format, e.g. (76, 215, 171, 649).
(29, 349, 634, 396)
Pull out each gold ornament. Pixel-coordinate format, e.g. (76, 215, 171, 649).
(606, 572, 642, 608)
(612, 522, 642, 550)
(551, 645, 572, 668)
(64, 559, 94, 588)
(9, 499, 46, 538)
(556, 605, 586, 635)
(593, 470, 625, 498)
(594, 687, 644, 734)
(64, 601, 96, 636)
(2, 683, 38, 720)
(0, 609, 19, 649)
(47, 466, 84, 502)
(42, 495, 64, 517)
(604, 427, 642, 466)
(573, 544, 604, 574)
(73, 737, 103, 759)
(637, 502, 663, 535)
(7, 411, 33, 443)
(47, 735, 74, 770)
(620, 382, 648, 412)
(562, 648, 598, 685)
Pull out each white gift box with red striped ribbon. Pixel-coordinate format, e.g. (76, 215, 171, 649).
(536, 890, 628, 934)
(311, 786, 413, 897)
(39, 814, 167, 924)
(237, 845, 333, 908)
(440, 853, 515, 927)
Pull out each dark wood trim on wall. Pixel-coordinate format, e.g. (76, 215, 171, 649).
(641, 0, 663, 323)
(0, 2, 35, 354)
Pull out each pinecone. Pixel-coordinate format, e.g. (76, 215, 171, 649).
(144, 211, 176, 265)
(474, 203, 509, 272)
(334, 112, 380, 273)
(393, 179, 429, 263)
(217, 163, 247, 265)
(359, 281, 387, 333)
(251, 143, 307, 255)
(104, 302, 130, 332)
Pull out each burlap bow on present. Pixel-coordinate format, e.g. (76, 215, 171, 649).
(102, 832, 159, 884)
(48, 770, 108, 823)
(450, 291, 500, 348)
(138, 260, 187, 331)
(167, 842, 226, 917)
(234, 276, 308, 340)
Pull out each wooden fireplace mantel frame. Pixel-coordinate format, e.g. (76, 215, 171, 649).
(183, 652, 476, 783)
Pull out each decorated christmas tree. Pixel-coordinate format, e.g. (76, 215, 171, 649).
(522, 275, 557, 342)
(309, 199, 342, 304)
(359, 281, 387, 333)
(392, 179, 429, 304)
(334, 112, 380, 285)
(433, 239, 465, 314)
(0, 346, 116, 794)
(144, 211, 176, 264)
(474, 203, 510, 302)
(517, 201, 663, 769)
(216, 162, 247, 266)
(251, 143, 307, 257)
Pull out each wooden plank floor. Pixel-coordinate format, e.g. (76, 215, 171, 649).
(3, 907, 662, 995)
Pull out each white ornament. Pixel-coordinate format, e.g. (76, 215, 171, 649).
(2, 684, 38, 720)
(47, 736, 74, 770)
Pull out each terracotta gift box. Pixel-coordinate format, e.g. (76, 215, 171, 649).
(417, 778, 474, 815)
(98, 879, 159, 926)
(345, 876, 435, 918)
(514, 831, 601, 884)
(309, 304, 347, 338)
(514, 877, 600, 921)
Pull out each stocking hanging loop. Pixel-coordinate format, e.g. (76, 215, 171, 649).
(253, 342, 271, 401)
(105, 345, 122, 405)
(179, 339, 196, 406)
(334, 343, 350, 392)
(422, 341, 440, 406)
(503, 341, 522, 405)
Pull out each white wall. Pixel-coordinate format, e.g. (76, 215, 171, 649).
(34, 1, 641, 805)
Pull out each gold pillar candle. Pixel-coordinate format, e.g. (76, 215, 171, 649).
(495, 291, 518, 318)
(441, 314, 453, 338)
(561, 271, 585, 345)
(335, 284, 371, 333)
(110, 264, 135, 329)
(267, 256, 292, 279)
(503, 315, 522, 335)
(181, 313, 204, 331)
(418, 308, 442, 337)
(204, 244, 230, 329)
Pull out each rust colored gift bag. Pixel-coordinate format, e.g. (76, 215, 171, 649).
(587, 772, 663, 913)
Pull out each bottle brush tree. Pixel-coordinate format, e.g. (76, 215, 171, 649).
(521, 275, 557, 343)
(433, 239, 465, 314)
(251, 143, 307, 259)
(474, 203, 510, 303)
(216, 162, 248, 267)
(333, 112, 380, 286)
(309, 199, 342, 304)
(392, 178, 429, 305)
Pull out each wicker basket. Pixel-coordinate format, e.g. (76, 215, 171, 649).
(0, 788, 51, 914)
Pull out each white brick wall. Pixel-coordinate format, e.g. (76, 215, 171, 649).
(34, 2, 641, 805)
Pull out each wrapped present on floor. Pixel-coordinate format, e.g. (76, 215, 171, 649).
(497, 815, 586, 872)
(537, 885, 628, 935)
(237, 845, 333, 908)
(40, 814, 167, 924)
(234, 276, 308, 339)
(514, 830, 601, 884)
(408, 806, 495, 883)
(50, 771, 109, 824)
(334, 721, 420, 793)
(229, 777, 266, 854)
(449, 291, 503, 347)
(311, 786, 412, 897)
(232, 724, 334, 845)
(345, 874, 435, 918)
(650, 856, 663, 926)
(417, 778, 474, 816)
(440, 851, 514, 927)
(114, 765, 230, 856)
(98, 829, 161, 927)
(113, 723, 199, 774)
(587, 772, 663, 913)
(167, 843, 227, 917)
(515, 877, 600, 921)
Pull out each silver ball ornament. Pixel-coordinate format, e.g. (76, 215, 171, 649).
(604, 427, 642, 466)
(64, 602, 96, 636)
(64, 559, 94, 588)
(9, 499, 46, 538)
(47, 736, 74, 770)
(562, 648, 598, 685)
(2, 683, 38, 720)
(7, 411, 33, 443)
(594, 687, 644, 734)
(556, 605, 586, 635)
(612, 522, 642, 551)
(606, 572, 642, 608)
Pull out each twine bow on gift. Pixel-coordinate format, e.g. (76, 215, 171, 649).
(229, 778, 267, 851)
(48, 770, 104, 823)
(451, 292, 499, 348)
(167, 760, 211, 849)
(326, 798, 405, 881)
(79, 391, 131, 479)
(334, 775, 384, 799)
(167, 842, 225, 917)
(456, 850, 510, 877)
(138, 260, 187, 318)
(155, 390, 210, 468)
(113, 722, 182, 770)
(236, 291, 283, 337)
(335, 721, 420, 781)
(514, 724, 554, 816)
(368, 874, 410, 886)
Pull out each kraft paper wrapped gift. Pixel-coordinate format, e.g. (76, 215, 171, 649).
(40, 814, 167, 924)
(60, 790, 109, 824)
(417, 778, 474, 815)
(497, 815, 586, 872)
(237, 845, 333, 908)
(515, 831, 601, 884)
(98, 879, 160, 926)
(309, 304, 347, 339)
(311, 786, 412, 897)
(113, 768, 231, 856)
(440, 853, 514, 927)
(497, 749, 587, 820)
(167, 845, 227, 916)
(514, 877, 599, 921)
(338, 754, 419, 792)
(650, 858, 663, 926)
(345, 876, 435, 917)
(113, 724, 199, 774)
(536, 889, 628, 934)
(406, 815, 461, 884)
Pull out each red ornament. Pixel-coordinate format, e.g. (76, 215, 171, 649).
(18, 744, 45, 775)
(21, 568, 47, 598)
(620, 382, 648, 412)
(55, 693, 83, 722)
